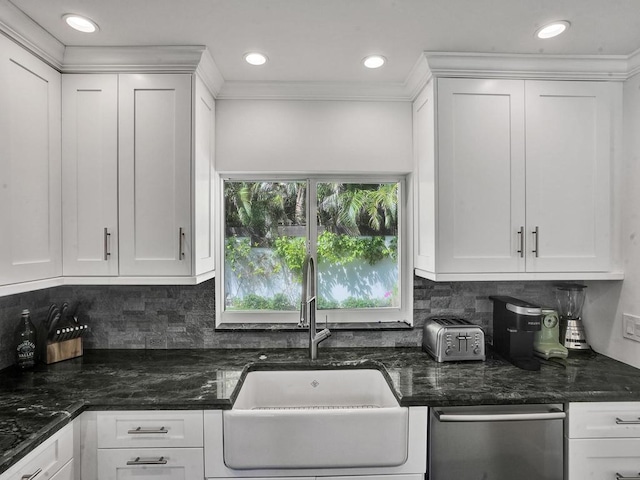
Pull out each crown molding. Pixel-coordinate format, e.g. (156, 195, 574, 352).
(63, 45, 225, 98)
(195, 48, 224, 98)
(628, 47, 640, 78)
(217, 80, 413, 101)
(62, 45, 205, 72)
(0, 0, 64, 69)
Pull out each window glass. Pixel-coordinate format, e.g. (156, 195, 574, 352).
(224, 181, 306, 311)
(316, 182, 399, 310)
(220, 177, 407, 325)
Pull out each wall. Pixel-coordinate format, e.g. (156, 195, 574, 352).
(581, 71, 640, 368)
(215, 100, 413, 173)
(0, 278, 559, 371)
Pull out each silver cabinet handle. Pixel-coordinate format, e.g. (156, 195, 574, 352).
(434, 409, 565, 422)
(179, 227, 185, 259)
(616, 417, 640, 424)
(127, 426, 168, 434)
(532, 226, 539, 257)
(517, 226, 524, 258)
(21, 469, 42, 480)
(104, 228, 111, 260)
(126, 456, 168, 466)
(616, 474, 640, 480)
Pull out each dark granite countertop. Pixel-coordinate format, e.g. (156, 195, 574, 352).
(2, 347, 640, 473)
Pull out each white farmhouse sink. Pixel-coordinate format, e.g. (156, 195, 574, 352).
(222, 368, 409, 470)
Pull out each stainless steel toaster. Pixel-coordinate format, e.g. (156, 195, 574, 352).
(422, 318, 486, 362)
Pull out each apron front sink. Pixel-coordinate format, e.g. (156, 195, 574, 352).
(222, 367, 409, 470)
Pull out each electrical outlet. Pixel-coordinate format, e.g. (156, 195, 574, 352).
(623, 314, 640, 343)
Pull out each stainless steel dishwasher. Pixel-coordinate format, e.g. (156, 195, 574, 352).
(429, 404, 565, 480)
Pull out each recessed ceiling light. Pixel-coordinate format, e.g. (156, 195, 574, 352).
(535, 21, 570, 39)
(363, 55, 386, 69)
(63, 14, 98, 33)
(244, 52, 268, 66)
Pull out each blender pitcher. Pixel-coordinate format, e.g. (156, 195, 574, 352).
(555, 283, 590, 350)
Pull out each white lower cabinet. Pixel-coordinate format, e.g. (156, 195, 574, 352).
(51, 459, 75, 480)
(0, 424, 73, 480)
(568, 438, 640, 479)
(97, 448, 204, 480)
(94, 411, 204, 480)
(567, 402, 640, 480)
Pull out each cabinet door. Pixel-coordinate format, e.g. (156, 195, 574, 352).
(97, 448, 203, 480)
(2, 424, 73, 480)
(437, 78, 526, 273)
(62, 74, 119, 276)
(0, 35, 61, 285)
(568, 438, 640, 480)
(118, 74, 192, 276)
(194, 75, 215, 276)
(525, 80, 613, 272)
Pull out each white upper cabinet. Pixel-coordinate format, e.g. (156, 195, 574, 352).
(193, 75, 216, 276)
(61, 72, 216, 281)
(524, 80, 613, 273)
(0, 34, 61, 286)
(414, 76, 621, 280)
(62, 74, 119, 276)
(118, 74, 193, 276)
(436, 78, 526, 274)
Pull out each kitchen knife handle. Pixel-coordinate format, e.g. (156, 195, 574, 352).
(532, 226, 539, 257)
(127, 426, 169, 434)
(615, 474, 640, 480)
(517, 226, 524, 257)
(615, 417, 640, 424)
(126, 456, 168, 466)
(21, 468, 42, 480)
(179, 228, 185, 259)
(104, 228, 111, 261)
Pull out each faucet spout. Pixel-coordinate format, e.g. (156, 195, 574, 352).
(299, 254, 331, 359)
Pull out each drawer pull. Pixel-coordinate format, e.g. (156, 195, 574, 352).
(21, 469, 42, 480)
(615, 417, 640, 424)
(615, 474, 640, 480)
(126, 456, 168, 466)
(127, 426, 168, 434)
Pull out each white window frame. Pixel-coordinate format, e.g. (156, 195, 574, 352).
(215, 173, 412, 327)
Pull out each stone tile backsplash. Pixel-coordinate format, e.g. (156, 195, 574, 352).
(0, 277, 559, 370)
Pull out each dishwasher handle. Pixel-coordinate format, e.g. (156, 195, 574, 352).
(433, 408, 566, 422)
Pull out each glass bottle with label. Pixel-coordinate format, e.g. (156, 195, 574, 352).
(15, 309, 37, 369)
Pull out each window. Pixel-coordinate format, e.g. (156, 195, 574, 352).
(216, 176, 411, 326)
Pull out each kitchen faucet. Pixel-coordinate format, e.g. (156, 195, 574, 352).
(298, 254, 331, 359)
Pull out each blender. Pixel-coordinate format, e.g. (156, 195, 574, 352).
(555, 283, 590, 350)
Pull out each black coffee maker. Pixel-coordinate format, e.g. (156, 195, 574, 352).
(489, 296, 542, 371)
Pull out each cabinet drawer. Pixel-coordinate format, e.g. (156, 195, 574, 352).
(97, 410, 203, 448)
(568, 402, 640, 438)
(97, 448, 204, 480)
(50, 459, 74, 480)
(2, 425, 73, 480)
(568, 438, 640, 480)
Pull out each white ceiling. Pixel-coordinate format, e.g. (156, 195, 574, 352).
(10, 0, 640, 85)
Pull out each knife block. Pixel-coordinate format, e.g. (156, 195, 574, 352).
(46, 338, 83, 364)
